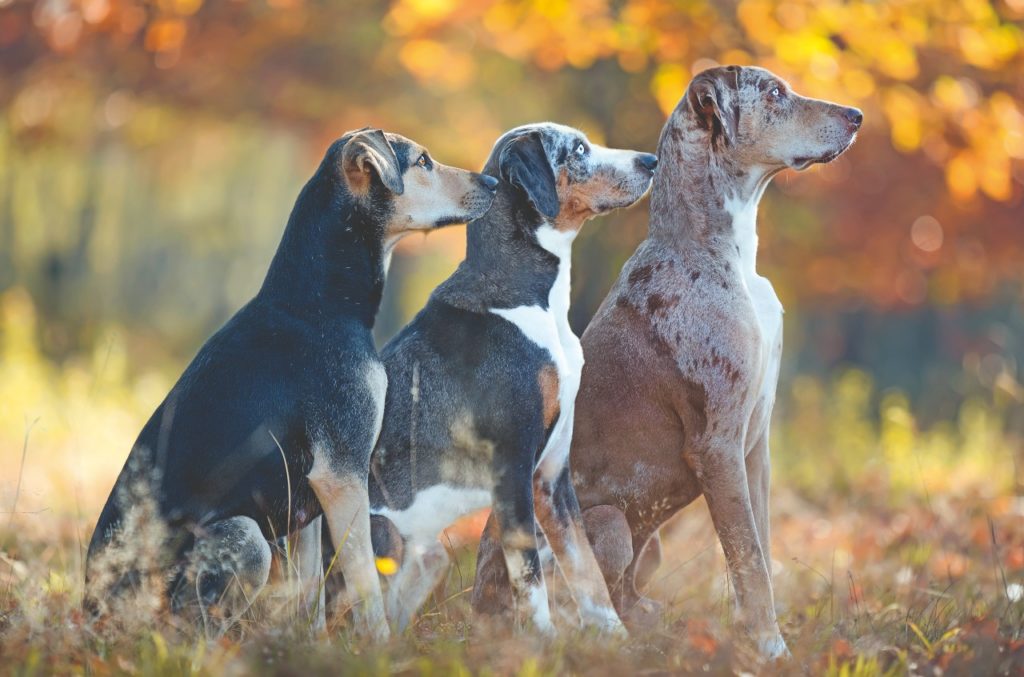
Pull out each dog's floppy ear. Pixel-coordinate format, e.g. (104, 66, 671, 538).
(687, 68, 738, 147)
(342, 129, 404, 195)
(498, 132, 559, 218)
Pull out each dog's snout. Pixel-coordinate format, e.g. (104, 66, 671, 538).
(635, 153, 658, 173)
(843, 107, 864, 129)
(478, 173, 499, 192)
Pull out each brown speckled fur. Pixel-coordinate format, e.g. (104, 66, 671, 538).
(473, 67, 862, 659)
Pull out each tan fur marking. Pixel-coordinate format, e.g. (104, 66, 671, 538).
(538, 364, 561, 428)
(387, 160, 492, 238)
(553, 167, 636, 233)
(344, 167, 371, 196)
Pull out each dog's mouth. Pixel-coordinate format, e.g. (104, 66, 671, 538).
(592, 174, 655, 214)
(789, 135, 857, 171)
(433, 215, 469, 228)
(432, 193, 495, 227)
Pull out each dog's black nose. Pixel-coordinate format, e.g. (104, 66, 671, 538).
(844, 107, 863, 129)
(479, 174, 499, 192)
(635, 153, 659, 172)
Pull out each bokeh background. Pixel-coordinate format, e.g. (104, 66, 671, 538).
(1, 2, 1023, 669)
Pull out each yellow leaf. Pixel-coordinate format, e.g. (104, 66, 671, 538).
(651, 63, 689, 116)
(375, 556, 399, 576)
(979, 155, 1012, 202)
(946, 152, 977, 202)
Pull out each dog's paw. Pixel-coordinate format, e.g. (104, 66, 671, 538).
(605, 618, 629, 638)
(578, 599, 628, 637)
(755, 632, 790, 661)
(533, 615, 558, 638)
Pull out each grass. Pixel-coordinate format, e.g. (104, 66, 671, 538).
(1, 289, 1023, 675)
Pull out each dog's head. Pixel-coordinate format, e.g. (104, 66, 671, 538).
(682, 65, 862, 171)
(329, 127, 498, 242)
(484, 123, 657, 233)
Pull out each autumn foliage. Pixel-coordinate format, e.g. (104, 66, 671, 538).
(1, 1, 1023, 674)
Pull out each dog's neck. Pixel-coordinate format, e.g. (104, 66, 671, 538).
(434, 186, 561, 312)
(261, 174, 387, 327)
(650, 116, 779, 275)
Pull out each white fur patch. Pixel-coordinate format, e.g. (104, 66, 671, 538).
(505, 548, 554, 633)
(365, 360, 388, 437)
(577, 597, 627, 634)
(589, 144, 640, 176)
(529, 580, 554, 632)
(756, 632, 791, 660)
(490, 225, 583, 481)
(724, 195, 784, 417)
(371, 484, 491, 547)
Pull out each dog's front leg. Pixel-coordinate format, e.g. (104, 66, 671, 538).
(289, 516, 326, 633)
(534, 464, 625, 635)
(308, 452, 388, 642)
(745, 429, 774, 587)
(691, 440, 788, 659)
(492, 452, 554, 635)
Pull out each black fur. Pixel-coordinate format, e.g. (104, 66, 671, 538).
(88, 130, 422, 608)
(369, 128, 568, 515)
(499, 132, 560, 218)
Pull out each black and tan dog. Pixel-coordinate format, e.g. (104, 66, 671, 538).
(366, 123, 656, 633)
(85, 128, 497, 639)
(475, 67, 862, 659)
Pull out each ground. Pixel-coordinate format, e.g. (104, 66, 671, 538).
(0, 294, 1023, 675)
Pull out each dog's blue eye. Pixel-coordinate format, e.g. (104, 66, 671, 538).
(769, 86, 782, 99)
(575, 143, 586, 156)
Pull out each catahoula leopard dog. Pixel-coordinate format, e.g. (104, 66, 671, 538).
(473, 66, 862, 658)
(367, 123, 657, 635)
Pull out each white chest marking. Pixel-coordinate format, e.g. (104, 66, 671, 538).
(490, 225, 583, 480)
(371, 484, 491, 549)
(725, 195, 784, 407)
(366, 359, 388, 437)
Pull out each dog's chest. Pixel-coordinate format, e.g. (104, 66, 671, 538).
(726, 197, 784, 399)
(491, 226, 583, 440)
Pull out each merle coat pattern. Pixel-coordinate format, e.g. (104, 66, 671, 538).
(472, 67, 862, 660)
(367, 123, 657, 633)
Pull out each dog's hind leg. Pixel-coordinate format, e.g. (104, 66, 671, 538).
(580, 505, 633, 594)
(289, 516, 326, 633)
(177, 516, 271, 638)
(385, 540, 450, 632)
(471, 513, 516, 617)
(633, 532, 662, 592)
(534, 467, 625, 634)
(612, 530, 666, 628)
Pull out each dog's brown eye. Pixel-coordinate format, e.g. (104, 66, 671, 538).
(416, 153, 431, 169)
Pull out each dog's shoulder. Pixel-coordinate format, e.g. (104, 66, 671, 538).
(379, 295, 550, 431)
(588, 240, 758, 386)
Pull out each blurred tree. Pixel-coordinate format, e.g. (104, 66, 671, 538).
(0, 0, 1021, 410)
